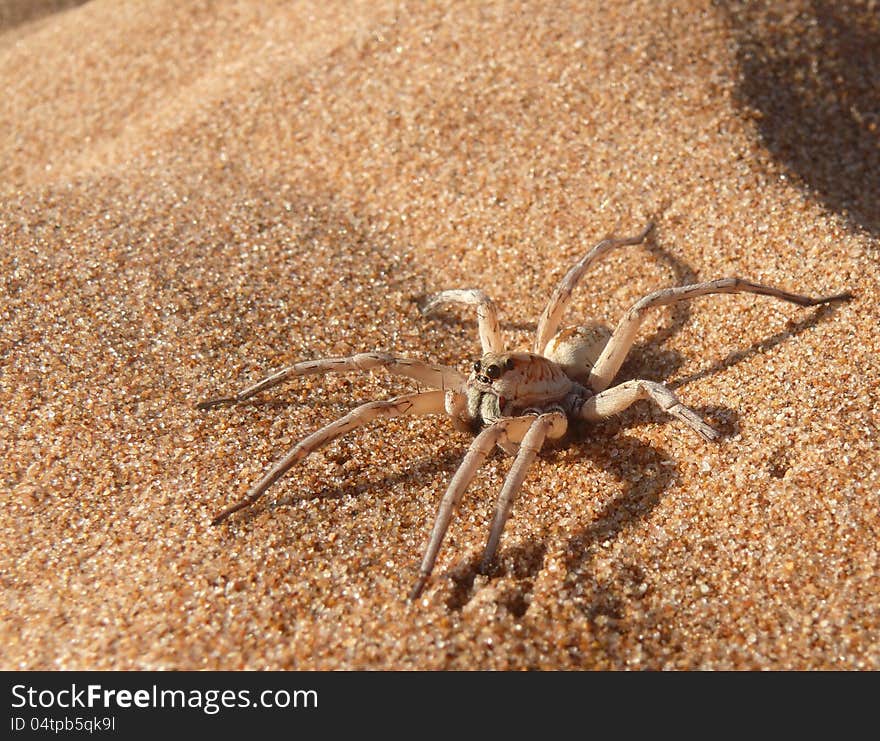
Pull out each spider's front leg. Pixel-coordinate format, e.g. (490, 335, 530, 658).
(422, 289, 505, 354)
(409, 414, 543, 600)
(211, 389, 449, 525)
(588, 277, 852, 393)
(196, 352, 465, 409)
(479, 411, 568, 574)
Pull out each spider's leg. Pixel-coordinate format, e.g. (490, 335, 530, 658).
(197, 353, 465, 409)
(479, 411, 567, 574)
(533, 222, 654, 355)
(588, 278, 853, 392)
(409, 415, 536, 600)
(580, 379, 719, 442)
(422, 289, 504, 354)
(211, 390, 446, 524)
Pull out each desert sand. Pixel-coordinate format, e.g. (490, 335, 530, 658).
(1, 0, 878, 669)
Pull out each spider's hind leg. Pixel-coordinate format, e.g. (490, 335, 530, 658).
(580, 379, 719, 442)
(588, 278, 852, 393)
(533, 222, 654, 355)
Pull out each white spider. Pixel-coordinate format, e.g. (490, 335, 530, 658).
(198, 223, 851, 599)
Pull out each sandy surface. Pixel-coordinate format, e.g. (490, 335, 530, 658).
(2, 0, 878, 670)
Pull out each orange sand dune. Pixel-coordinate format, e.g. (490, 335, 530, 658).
(2, 0, 878, 669)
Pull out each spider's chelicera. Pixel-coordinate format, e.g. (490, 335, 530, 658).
(197, 223, 851, 599)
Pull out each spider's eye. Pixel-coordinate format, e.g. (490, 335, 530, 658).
(473, 361, 481, 372)
(486, 364, 501, 379)
(505, 358, 515, 371)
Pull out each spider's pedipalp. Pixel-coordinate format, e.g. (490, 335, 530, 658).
(479, 411, 567, 574)
(588, 278, 852, 393)
(422, 289, 505, 354)
(533, 222, 654, 356)
(409, 414, 537, 600)
(580, 379, 719, 442)
(196, 352, 465, 409)
(211, 389, 447, 525)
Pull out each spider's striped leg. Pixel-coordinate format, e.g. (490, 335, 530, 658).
(533, 222, 654, 355)
(479, 411, 567, 574)
(409, 415, 537, 600)
(211, 390, 447, 525)
(196, 353, 465, 409)
(580, 379, 719, 442)
(588, 278, 853, 393)
(422, 289, 504, 354)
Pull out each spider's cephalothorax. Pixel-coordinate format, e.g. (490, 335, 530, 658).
(464, 352, 586, 429)
(197, 222, 852, 600)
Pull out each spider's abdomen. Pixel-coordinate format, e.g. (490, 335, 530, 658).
(543, 323, 611, 383)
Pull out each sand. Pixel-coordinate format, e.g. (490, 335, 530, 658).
(1, 0, 878, 670)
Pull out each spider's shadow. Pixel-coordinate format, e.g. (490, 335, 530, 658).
(667, 302, 845, 391)
(552, 302, 848, 593)
(437, 424, 694, 614)
(271, 446, 465, 508)
(560, 428, 676, 573)
(210, 415, 683, 615)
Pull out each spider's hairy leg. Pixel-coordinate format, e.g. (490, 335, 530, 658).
(422, 289, 504, 354)
(588, 278, 853, 392)
(211, 390, 447, 525)
(580, 379, 719, 442)
(196, 353, 465, 409)
(479, 411, 567, 574)
(409, 415, 537, 600)
(533, 222, 654, 356)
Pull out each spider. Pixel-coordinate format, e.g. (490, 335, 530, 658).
(197, 222, 851, 600)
